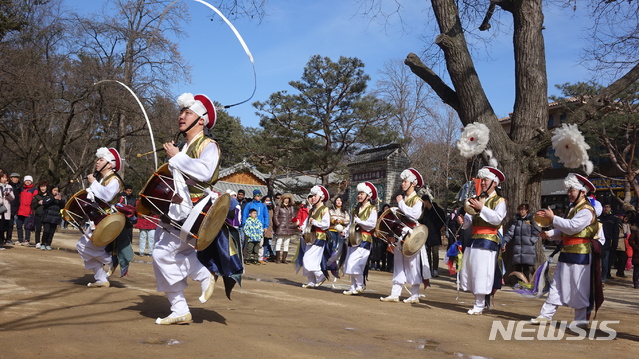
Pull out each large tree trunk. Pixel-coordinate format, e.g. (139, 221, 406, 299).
(501, 0, 549, 279)
(410, 0, 551, 276)
(421, 0, 548, 214)
(411, 0, 639, 280)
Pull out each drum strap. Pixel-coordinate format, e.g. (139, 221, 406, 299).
(179, 191, 219, 244)
(102, 172, 124, 203)
(185, 133, 221, 196)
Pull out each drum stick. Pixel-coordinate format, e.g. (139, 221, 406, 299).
(137, 141, 180, 158)
(137, 148, 164, 158)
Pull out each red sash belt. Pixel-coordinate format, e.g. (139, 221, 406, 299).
(472, 226, 498, 235)
(314, 229, 326, 234)
(562, 237, 590, 246)
(361, 230, 371, 236)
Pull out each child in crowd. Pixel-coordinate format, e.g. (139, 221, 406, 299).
(244, 208, 264, 264)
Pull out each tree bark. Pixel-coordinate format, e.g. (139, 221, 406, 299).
(421, 0, 550, 275)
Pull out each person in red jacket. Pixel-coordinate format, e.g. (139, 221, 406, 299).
(294, 194, 312, 230)
(135, 214, 158, 256)
(16, 175, 37, 245)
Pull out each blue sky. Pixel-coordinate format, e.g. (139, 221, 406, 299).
(67, 1, 594, 128)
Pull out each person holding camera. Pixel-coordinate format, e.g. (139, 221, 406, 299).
(0, 173, 15, 247)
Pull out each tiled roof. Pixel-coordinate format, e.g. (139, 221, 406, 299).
(218, 159, 268, 182)
(499, 96, 587, 122)
(348, 144, 402, 166)
(213, 181, 268, 197)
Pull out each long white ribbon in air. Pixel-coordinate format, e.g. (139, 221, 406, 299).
(93, 80, 159, 169)
(166, 0, 257, 108)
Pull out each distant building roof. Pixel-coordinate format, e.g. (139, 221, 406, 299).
(213, 181, 268, 197)
(498, 96, 586, 123)
(348, 144, 403, 166)
(218, 159, 268, 182)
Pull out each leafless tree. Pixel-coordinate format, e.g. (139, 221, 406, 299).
(581, 1, 639, 78)
(372, 58, 437, 153)
(67, 0, 189, 180)
(410, 105, 465, 209)
(373, 58, 465, 206)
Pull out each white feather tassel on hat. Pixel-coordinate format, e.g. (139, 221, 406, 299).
(457, 122, 490, 158)
(551, 123, 593, 174)
(484, 149, 499, 168)
(177, 93, 196, 108)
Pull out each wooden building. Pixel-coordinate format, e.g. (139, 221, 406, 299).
(213, 160, 268, 197)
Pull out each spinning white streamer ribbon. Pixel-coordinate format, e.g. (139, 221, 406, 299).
(165, 0, 257, 108)
(93, 80, 159, 169)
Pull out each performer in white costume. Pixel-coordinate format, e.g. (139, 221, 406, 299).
(76, 147, 124, 288)
(342, 182, 378, 295)
(531, 173, 603, 328)
(152, 93, 219, 325)
(380, 168, 431, 304)
(458, 166, 507, 315)
(300, 185, 331, 288)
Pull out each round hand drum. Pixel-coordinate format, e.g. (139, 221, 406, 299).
(63, 189, 125, 246)
(187, 193, 231, 251)
(302, 225, 316, 244)
(348, 224, 362, 246)
(401, 225, 428, 257)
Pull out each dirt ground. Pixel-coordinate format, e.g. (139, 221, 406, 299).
(1, 228, 638, 359)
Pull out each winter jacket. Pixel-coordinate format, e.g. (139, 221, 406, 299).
(42, 195, 64, 224)
(503, 212, 540, 266)
(242, 199, 269, 230)
(264, 207, 274, 238)
(31, 191, 50, 216)
(135, 215, 158, 230)
(118, 194, 137, 207)
(274, 204, 298, 236)
(9, 182, 21, 215)
(0, 183, 15, 221)
(295, 204, 309, 228)
(17, 183, 37, 217)
(244, 216, 263, 242)
(599, 212, 620, 250)
(628, 225, 639, 266)
(419, 202, 446, 246)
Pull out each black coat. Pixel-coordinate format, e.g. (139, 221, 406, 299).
(31, 192, 49, 216)
(599, 212, 620, 249)
(9, 182, 21, 214)
(503, 212, 540, 266)
(419, 203, 446, 247)
(41, 196, 64, 224)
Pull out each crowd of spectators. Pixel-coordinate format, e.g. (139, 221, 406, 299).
(0, 171, 65, 251)
(2, 169, 636, 289)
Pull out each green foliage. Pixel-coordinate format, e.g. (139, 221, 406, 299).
(555, 80, 639, 172)
(210, 107, 248, 167)
(253, 55, 398, 181)
(0, 0, 26, 41)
